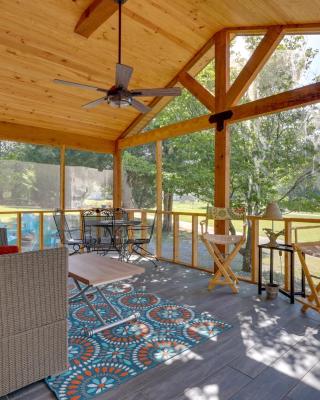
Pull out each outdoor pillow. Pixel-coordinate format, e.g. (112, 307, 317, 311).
(0, 245, 19, 255)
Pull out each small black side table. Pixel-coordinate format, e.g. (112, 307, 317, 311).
(258, 243, 305, 304)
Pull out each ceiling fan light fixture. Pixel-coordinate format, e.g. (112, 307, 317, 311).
(107, 94, 132, 108)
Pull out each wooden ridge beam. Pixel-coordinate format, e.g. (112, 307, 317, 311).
(178, 71, 215, 112)
(119, 82, 320, 149)
(75, 0, 118, 38)
(226, 26, 285, 107)
(0, 122, 115, 153)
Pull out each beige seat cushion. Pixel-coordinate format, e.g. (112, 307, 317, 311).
(295, 242, 320, 258)
(203, 233, 243, 245)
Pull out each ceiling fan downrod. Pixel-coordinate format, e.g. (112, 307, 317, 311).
(115, 0, 128, 65)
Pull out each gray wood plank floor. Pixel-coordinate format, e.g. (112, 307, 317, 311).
(3, 261, 320, 400)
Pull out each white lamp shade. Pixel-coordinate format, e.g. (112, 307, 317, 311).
(263, 202, 283, 220)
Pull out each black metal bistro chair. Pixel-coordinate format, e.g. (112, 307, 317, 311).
(82, 209, 113, 254)
(126, 213, 158, 267)
(82, 208, 129, 257)
(53, 209, 91, 255)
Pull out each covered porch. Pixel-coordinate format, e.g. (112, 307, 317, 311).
(1, 1, 320, 399)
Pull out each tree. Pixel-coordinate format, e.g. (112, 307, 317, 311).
(230, 35, 320, 270)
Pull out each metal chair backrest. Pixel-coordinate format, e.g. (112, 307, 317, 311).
(112, 208, 129, 222)
(53, 210, 72, 243)
(82, 208, 115, 242)
(147, 213, 156, 242)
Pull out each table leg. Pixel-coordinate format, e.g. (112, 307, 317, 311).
(290, 251, 295, 304)
(258, 247, 262, 295)
(301, 253, 306, 297)
(270, 249, 274, 284)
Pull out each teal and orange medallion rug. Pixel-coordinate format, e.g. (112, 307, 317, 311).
(46, 283, 231, 399)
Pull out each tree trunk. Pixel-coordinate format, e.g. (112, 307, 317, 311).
(241, 222, 252, 273)
(163, 192, 173, 232)
(230, 220, 252, 273)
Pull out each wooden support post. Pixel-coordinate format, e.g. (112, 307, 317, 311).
(80, 210, 85, 253)
(39, 212, 44, 251)
(156, 141, 163, 258)
(113, 143, 122, 208)
(60, 145, 66, 211)
(251, 219, 259, 283)
(192, 215, 198, 267)
(141, 211, 147, 253)
(284, 220, 292, 291)
(214, 30, 230, 239)
(173, 214, 180, 262)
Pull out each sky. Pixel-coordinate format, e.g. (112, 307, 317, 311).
(233, 34, 320, 83)
(305, 35, 320, 79)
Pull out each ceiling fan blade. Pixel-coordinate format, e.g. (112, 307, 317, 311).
(53, 79, 108, 92)
(131, 99, 151, 114)
(82, 96, 107, 109)
(116, 63, 133, 89)
(131, 87, 182, 97)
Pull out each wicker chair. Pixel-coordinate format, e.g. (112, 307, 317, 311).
(0, 247, 68, 396)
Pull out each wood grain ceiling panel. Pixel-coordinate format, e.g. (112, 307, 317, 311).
(0, 0, 319, 147)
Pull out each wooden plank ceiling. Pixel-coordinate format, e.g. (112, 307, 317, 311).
(0, 0, 320, 150)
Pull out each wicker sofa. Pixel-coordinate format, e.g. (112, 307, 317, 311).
(0, 247, 68, 396)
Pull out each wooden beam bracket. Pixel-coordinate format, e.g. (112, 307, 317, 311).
(209, 110, 233, 132)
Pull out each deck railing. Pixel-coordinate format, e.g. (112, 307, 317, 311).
(1, 208, 320, 288)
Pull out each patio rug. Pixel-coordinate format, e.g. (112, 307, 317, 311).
(46, 283, 231, 399)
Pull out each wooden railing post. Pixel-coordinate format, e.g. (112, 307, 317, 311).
(60, 145, 66, 211)
(39, 212, 44, 250)
(192, 215, 198, 267)
(173, 214, 180, 262)
(156, 141, 163, 258)
(17, 212, 22, 252)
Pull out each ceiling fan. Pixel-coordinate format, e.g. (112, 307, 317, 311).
(53, 0, 181, 113)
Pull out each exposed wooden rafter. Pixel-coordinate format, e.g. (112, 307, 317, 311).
(0, 122, 115, 154)
(119, 82, 320, 149)
(178, 71, 215, 112)
(117, 22, 320, 142)
(226, 26, 285, 107)
(117, 33, 216, 140)
(75, 0, 119, 38)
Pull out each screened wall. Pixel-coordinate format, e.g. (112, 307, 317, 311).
(65, 149, 113, 209)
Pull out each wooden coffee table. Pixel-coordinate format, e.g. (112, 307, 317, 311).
(69, 253, 145, 336)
